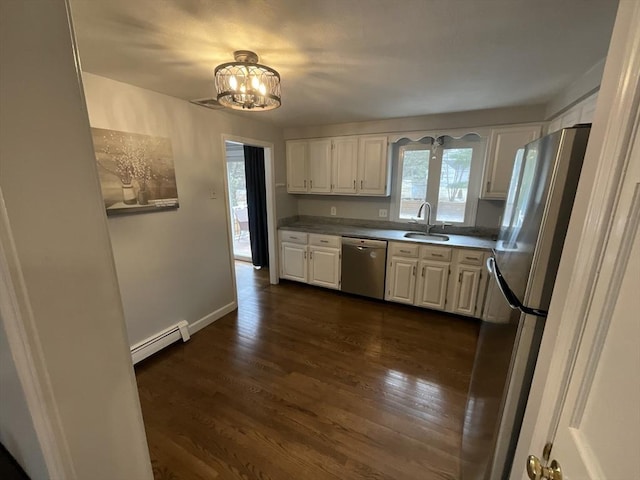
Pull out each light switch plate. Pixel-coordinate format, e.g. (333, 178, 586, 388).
(378, 209, 388, 218)
(331, 206, 337, 216)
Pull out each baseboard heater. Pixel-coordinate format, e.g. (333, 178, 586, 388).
(130, 320, 190, 364)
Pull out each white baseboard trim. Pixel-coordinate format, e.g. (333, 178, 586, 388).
(130, 301, 237, 364)
(189, 301, 237, 335)
(131, 320, 190, 365)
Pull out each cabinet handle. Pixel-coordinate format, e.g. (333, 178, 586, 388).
(290, 236, 298, 239)
(421, 266, 425, 277)
(486, 180, 491, 190)
(304, 251, 307, 259)
(432, 253, 443, 257)
(400, 249, 411, 254)
(310, 180, 313, 188)
(360, 180, 364, 189)
(310, 251, 313, 260)
(320, 240, 329, 243)
(458, 272, 462, 283)
(353, 180, 356, 189)
(412, 265, 416, 276)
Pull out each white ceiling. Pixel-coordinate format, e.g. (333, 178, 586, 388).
(69, 0, 617, 127)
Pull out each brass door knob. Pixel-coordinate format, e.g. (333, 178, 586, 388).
(526, 455, 563, 480)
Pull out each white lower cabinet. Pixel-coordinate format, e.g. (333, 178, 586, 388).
(385, 242, 488, 318)
(280, 242, 308, 282)
(415, 260, 450, 310)
(309, 246, 341, 289)
(279, 231, 341, 290)
(386, 257, 418, 304)
(446, 249, 489, 318)
(450, 264, 483, 316)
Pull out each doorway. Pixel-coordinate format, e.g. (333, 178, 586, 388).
(222, 135, 279, 292)
(225, 141, 252, 262)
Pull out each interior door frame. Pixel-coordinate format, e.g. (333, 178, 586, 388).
(221, 134, 279, 289)
(510, 2, 640, 477)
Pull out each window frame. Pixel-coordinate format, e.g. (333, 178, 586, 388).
(391, 136, 486, 226)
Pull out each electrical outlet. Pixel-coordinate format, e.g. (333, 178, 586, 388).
(378, 209, 388, 218)
(330, 206, 337, 216)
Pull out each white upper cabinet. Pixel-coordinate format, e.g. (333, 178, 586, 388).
(331, 136, 358, 194)
(286, 140, 308, 193)
(481, 125, 542, 199)
(308, 139, 332, 193)
(286, 135, 390, 196)
(357, 135, 390, 195)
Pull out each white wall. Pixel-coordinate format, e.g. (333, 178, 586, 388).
(82, 73, 291, 345)
(545, 59, 605, 119)
(0, 0, 152, 477)
(0, 317, 47, 479)
(284, 105, 547, 140)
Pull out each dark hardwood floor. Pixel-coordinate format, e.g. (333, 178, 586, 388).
(135, 261, 480, 480)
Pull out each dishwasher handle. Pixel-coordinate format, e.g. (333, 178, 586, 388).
(341, 237, 387, 249)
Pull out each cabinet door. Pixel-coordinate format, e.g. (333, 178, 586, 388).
(415, 260, 450, 310)
(308, 139, 332, 194)
(357, 135, 389, 195)
(385, 257, 417, 304)
(451, 264, 483, 317)
(332, 137, 358, 194)
(286, 141, 308, 193)
(481, 125, 542, 199)
(280, 242, 308, 283)
(309, 246, 341, 289)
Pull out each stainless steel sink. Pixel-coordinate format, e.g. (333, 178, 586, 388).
(404, 232, 450, 242)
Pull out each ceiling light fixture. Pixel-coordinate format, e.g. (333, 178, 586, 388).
(214, 50, 281, 111)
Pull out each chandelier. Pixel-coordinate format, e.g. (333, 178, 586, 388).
(214, 50, 281, 111)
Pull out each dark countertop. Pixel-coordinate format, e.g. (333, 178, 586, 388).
(280, 222, 496, 250)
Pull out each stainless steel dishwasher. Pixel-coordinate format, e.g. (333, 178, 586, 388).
(341, 237, 387, 299)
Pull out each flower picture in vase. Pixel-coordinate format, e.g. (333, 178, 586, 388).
(91, 128, 179, 216)
(122, 183, 137, 205)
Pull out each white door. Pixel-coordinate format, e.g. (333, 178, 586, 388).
(451, 264, 482, 317)
(280, 243, 307, 283)
(308, 246, 340, 289)
(512, 5, 640, 478)
(385, 257, 417, 304)
(286, 140, 308, 193)
(515, 123, 640, 480)
(308, 139, 332, 193)
(357, 135, 389, 195)
(482, 125, 542, 199)
(414, 260, 449, 310)
(332, 137, 358, 194)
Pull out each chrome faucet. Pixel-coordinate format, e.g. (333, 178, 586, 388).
(417, 201, 434, 233)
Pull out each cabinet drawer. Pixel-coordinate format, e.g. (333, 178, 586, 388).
(389, 242, 419, 258)
(457, 249, 486, 266)
(420, 245, 452, 262)
(280, 230, 308, 245)
(309, 234, 340, 248)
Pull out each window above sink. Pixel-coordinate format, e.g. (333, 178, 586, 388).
(390, 133, 486, 227)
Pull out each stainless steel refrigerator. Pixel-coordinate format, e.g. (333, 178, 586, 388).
(460, 125, 591, 480)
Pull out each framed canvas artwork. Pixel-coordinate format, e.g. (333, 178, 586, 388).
(91, 127, 179, 216)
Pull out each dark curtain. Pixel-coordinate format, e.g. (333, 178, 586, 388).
(243, 145, 269, 267)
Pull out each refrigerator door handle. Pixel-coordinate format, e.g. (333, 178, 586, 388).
(487, 256, 548, 318)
